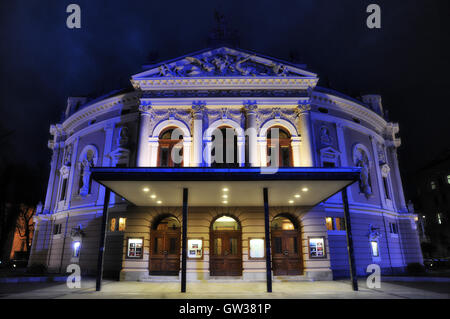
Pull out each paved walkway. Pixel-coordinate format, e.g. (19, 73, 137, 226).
(0, 279, 449, 299)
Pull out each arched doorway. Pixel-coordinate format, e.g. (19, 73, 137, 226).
(271, 214, 303, 275)
(158, 128, 183, 167)
(149, 215, 181, 275)
(211, 127, 239, 168)
(267, 127, 293, 167)
(210, 215, 242, 276)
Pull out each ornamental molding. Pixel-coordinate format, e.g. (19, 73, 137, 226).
(311, 91, 387, 134)
(62, 92, 140, 134)
(380, 163, 391, 177)
(206, 107, 243, 128)
(64, 113, 138, 146)
(131, 47, 319, 91)
(256, 107, 298, 132)
(132, 77, 318, 91)
(311, 111, 386, 145)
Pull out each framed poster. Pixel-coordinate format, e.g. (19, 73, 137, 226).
(248, 238, 265, 259)
(308, 237, 326, 258)
(187, 239, 203, 259)
(126, 238, 144, 259)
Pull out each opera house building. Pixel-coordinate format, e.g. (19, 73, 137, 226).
(29, 47, 423, 291)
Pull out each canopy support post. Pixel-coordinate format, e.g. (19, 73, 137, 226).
(342, 187, 358, 291)
(96, 187, 111, 292)
(263, 187, 272, 293)
(181, 188, 188, 293)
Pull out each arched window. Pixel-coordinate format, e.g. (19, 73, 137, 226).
(211, 215, 241, 231)
(267, 127, 292, 167)
(158, 128, 183, 167)
(271, 214, 298, 230)
(153, 215, 181, 230)
(211, 127, 238, 168)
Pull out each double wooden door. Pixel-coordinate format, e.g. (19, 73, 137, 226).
(210, 230, 242, 276)
(149, 229, 181, 275)
(271, 230, 303, 275)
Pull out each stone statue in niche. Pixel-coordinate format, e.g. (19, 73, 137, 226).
(117, 126, 129, 148)
(377, 142, 386, 164)
(320, 126, 332, 146)
(353, 145, 372, 199)
(64, 144, 73, 166)
(79, 149, 95, 196)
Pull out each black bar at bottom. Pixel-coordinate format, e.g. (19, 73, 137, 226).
(342, 187, 358, 291)
(96, 188, 111, 292)
(181, 188, 188, 293)
(263, 188, 272, 293)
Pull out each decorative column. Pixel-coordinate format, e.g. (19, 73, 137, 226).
(183, 137, 192, 167)
(389, 145, 408, 212)
(149, 138, 159, 167)
(244, 101, 258, 167)
(237, 138, 245, 167)
(336, 123, 353, 202)
(43, 125, 63, 215)
(66, 137, 79, 209)
(296, 102, 314, 167)
(97, 122, 115, 206)
(291, 137, 302, 167)
(258, 137, 267, 167)
(192, 101, 205, 167)
(136, 102, 152, 167)
(370, 136, 387, 209)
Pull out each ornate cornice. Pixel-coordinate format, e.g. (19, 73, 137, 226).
(62, 92, 140, 134)
(132, 77, 318, 91)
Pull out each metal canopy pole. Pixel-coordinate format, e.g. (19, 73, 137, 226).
(263, 188, 272, 293)
(342, 187, 358, 291)
(181, 188, 188, 293)
(96, 187, 111, 292)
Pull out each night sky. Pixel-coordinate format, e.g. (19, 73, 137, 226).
(0, 0, 449, 200)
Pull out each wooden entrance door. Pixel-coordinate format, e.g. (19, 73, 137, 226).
(149, 229, 181, 275)
(271, 230, 303, 275)
(210, 230, 242, 276)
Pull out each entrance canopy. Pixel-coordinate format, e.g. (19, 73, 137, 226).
(91, 167, 361, 207)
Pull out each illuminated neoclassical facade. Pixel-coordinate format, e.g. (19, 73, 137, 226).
(29, 47, 422, 283)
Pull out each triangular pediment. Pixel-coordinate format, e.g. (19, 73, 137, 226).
(132, 47, 317, 79)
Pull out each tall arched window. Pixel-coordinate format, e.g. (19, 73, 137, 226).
(211, 127, 238, 168)
(267, 127, 292, 167)
(158, 128, 183, 167)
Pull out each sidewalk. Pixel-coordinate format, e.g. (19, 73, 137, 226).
(0, 278, 449, 299)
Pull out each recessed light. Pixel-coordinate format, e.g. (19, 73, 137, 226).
(222, 201, 228, 204)
(156, 200, 162, 204)
(294, 194, 301, 198)
(223, 188, 229, 192)
(289, 200, 294, 204)
(302, 188, 309, 192)
(222, 194, 228, 199)
(150, 195, 156, 199)
(143, 187, 150, 192)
